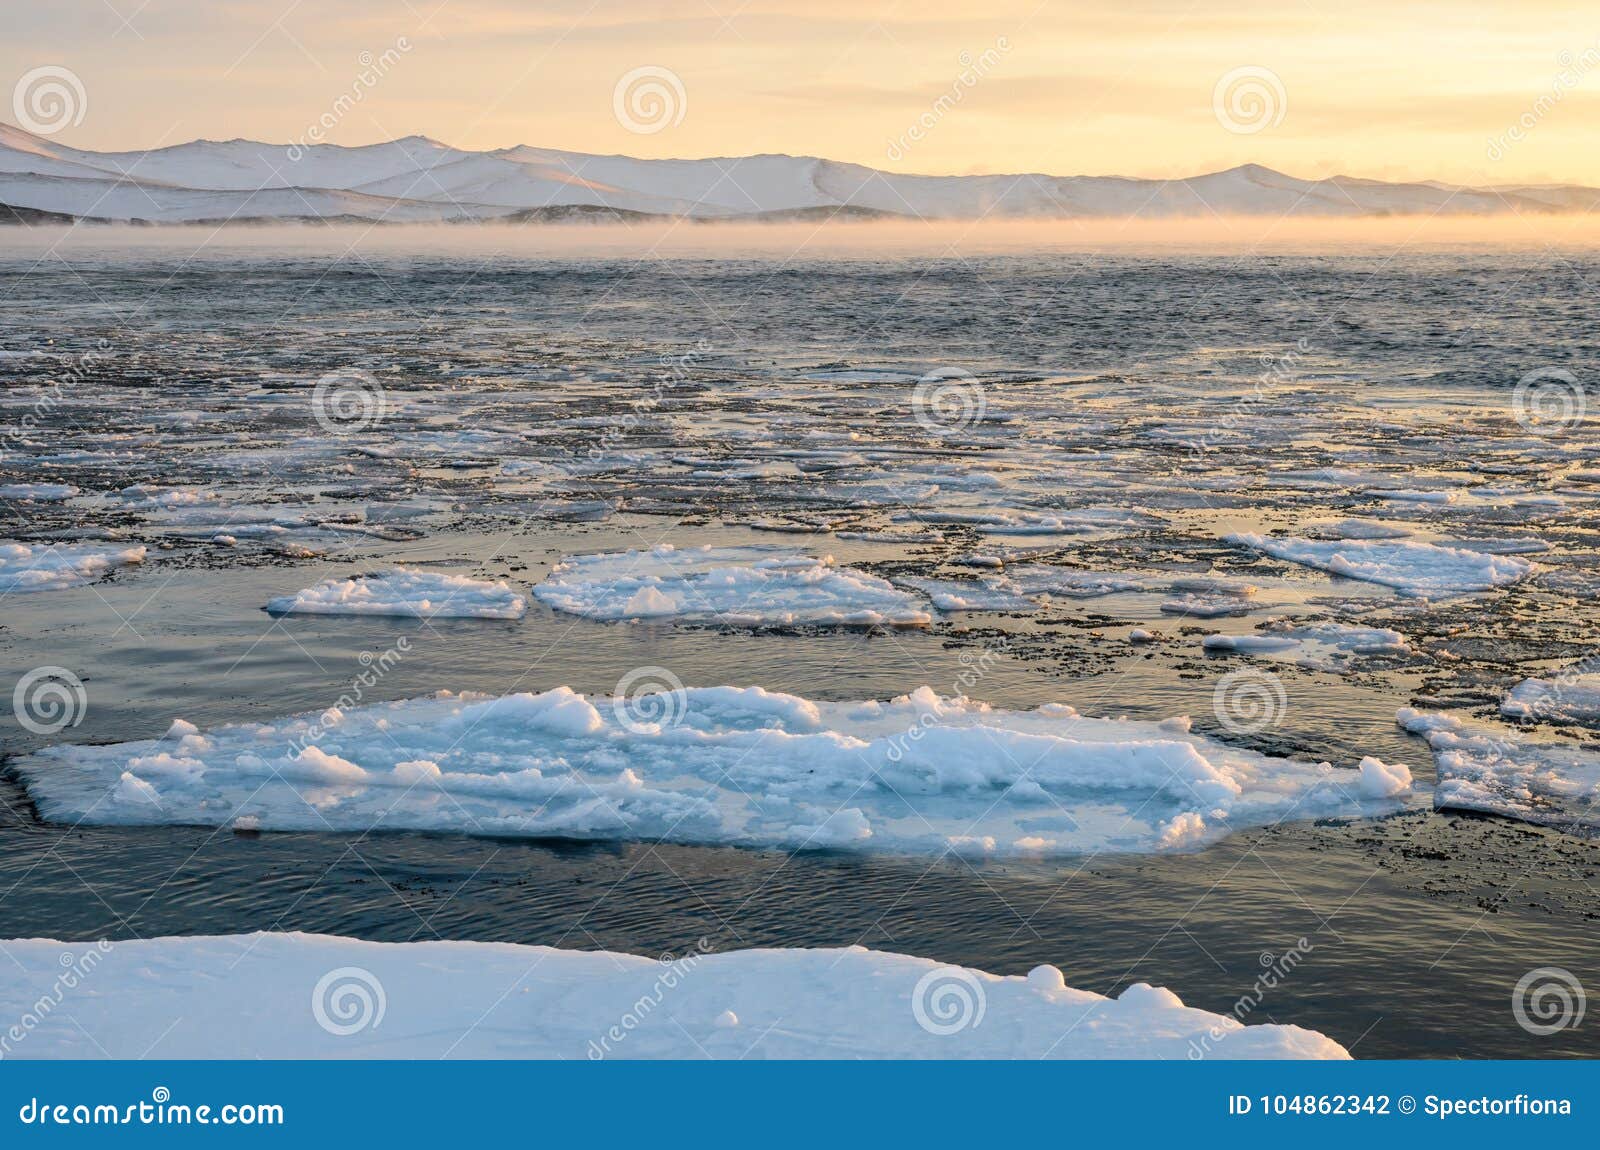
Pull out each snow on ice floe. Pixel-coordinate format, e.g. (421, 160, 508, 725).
(0, 541, 145, 593)
(0, 482, 79, 502)
(533, 544, 932, 626)
(13, 686, 1411, 855)
(1226, 533, 1536, 596)
(0, 932, 1348, 1059)
(264, 568, 527, 620)
(1203, 624, 1410, 671)
(1397, 709, 1600, 830)
(1501, 667, 1600, 726)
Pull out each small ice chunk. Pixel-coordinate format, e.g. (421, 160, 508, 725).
(1372, 489, 1457, 504)
(1161, 595, 1254, 618)
(1203, 634, 1299, 652)
(1357, 756, 1412, 798)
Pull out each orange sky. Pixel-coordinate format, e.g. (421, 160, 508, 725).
(7, 0, 1600, 186)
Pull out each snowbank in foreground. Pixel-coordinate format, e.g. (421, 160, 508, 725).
(0, 932, 1348, 1060)
(265, 568, 527, 620)
(14, 685, 1408, 855)
(533, 545, 932, 626)
(1226, 533, 1535, 596)
(0, 541, 145, 592)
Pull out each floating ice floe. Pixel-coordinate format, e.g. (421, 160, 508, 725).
(0, 482, 79, 502)
(1397, 709, 1600, 830)
(0, 541, 146, 593)
(1322, 519, 1413, 540)
(1501, 668, 1600, 726)
(1160, 594, 1255, 618)
(1203, 623, 1410, 670)
(895, 576, 1037, 612)
(897, 563, 1176, 612)
(1448, 536, 1551, 555)
(0, 932, 1348, 1059)
(533, 545, 932, 626)
(1008, 566, 1149, 598)
(265, 568, 527, 620)
(117, 483, 220, 510)
(14, 685, 1410, 855)
(1226, 533, 1536, 596)
(1372, 488, 1458, 504)
(904, 507, 1152, 536)
(835, 528, 945, 543)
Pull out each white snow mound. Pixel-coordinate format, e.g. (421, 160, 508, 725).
(0, 932, 1350, 1059)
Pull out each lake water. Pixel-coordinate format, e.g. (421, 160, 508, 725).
(2, 229, 1597, 1057)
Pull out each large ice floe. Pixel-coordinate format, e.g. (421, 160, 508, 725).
(1397, 709, 1600, 830)
(0, 932, 1347, 1059)
(1226, 533, 1535, 596)
(13, 686, 1410, 855)
(264, 568, 527, 620)
(0, 541, 145, 593)
(532, 544, 932, 626)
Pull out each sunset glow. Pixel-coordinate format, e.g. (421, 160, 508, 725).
(7, 1, 1600, 185)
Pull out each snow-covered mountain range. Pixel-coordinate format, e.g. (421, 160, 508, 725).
(2, 121, 1596, 224)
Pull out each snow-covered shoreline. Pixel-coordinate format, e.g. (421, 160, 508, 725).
(0, 932, 1348, 1060)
